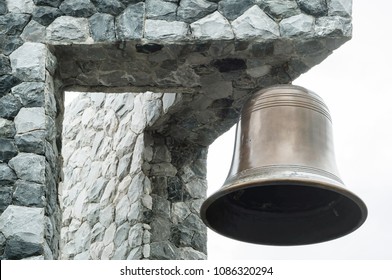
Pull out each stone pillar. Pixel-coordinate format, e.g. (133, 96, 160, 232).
(0, 41, 62, 259)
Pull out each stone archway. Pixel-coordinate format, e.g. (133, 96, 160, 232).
(0, 0, 352, 259)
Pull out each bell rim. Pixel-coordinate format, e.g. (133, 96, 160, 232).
(201, 178, 368, 246)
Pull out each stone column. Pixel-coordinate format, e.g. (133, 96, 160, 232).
(0, 42, 62, 259)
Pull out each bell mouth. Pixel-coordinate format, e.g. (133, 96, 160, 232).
(201, 182, 367, 246)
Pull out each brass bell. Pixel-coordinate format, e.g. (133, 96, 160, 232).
(201, 85, 367, 245)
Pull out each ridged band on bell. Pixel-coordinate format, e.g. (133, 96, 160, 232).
(201, 85, 367, 246)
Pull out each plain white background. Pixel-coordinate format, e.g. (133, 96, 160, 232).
(207, 1, 392, 259)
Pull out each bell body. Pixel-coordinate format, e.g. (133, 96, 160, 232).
(201, 85, 367, 245)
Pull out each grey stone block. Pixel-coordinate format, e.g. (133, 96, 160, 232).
(280, 14, 315, 37)
(47, 16, 90, 42)
(0, 138, 18, 162)
(0, 13, 31, 36)
(15, 131, 46, 154)
(10, 43, 47, 82)
(89, 13, 116, 42)
(0, 2, 7, 15)
(0, 35, 23, 56)
(190, 11, 234, 40)
(91, 0, 125, 15)
(0, 118, 15, 138)
(4, 235, 43, 259)
(0, 55, 11, 76)
(0, 186, 13, 213)
(232, 5, 280, 40)
(146, 0, 177, 21)
(0, 94, 22, 119)
(145, 20, 189, 41)
(0, 205, 45, 245)
(11, 82, 46, 107)
(20, 20, 47, 43)
(33, 0, 63, 8)
(8, 153, 46, 184)
(13, 180, 45, 207)
(59, 0, 96, 17)
(33, 6, 63, 26)
(179, 247, 206, 260)
(0, 164, 17, 185)
(14, 107, 46, 135)
(315, 16, 352, 37)
(218, 0, 254, 21)
(328, 0, 352, 17)
(149, 241, 177, 260)
(0, 75, 20, 98)
(6, 0, 35, 14)
(116, 2, 145, 40)
(256, 0, 301, 19)
(177, 0, 217, 23)
(127, 246, 142, 260)
(114, 223, 130, 246)
(297, 0, 328, 16)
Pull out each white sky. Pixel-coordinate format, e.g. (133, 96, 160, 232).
(207, 1, 392, 259)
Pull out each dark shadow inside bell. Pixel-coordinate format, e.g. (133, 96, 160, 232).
(205, 184, 364, 245)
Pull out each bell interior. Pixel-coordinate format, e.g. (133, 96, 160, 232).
(204, 184, 365, 245)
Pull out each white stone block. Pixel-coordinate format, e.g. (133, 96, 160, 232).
(0, 205, 45, 244)
(191, 11, 234, 40)
(232, 5, 280, 39)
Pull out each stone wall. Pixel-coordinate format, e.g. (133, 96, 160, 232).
(0, 42, 63, 259)
(61, 92, 206, 259)
(0, 0, 352, 259)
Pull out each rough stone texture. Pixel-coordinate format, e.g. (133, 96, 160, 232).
(0, 205, 45, 244)
(0, 2, 7, 15)
(218, 0, 254, 21)
(177, 0, 218, 23)
(33, 0, 63, 8)
(10, 43, 46, 82)
(91, 0, 125, 16)
(0, 138, 17, 162)
(256, 0, 301, 19)
(32, 6, 63, 26)
(61, 92, 208, 259)
(116, 3, 144, 40)
(1, 74, 19, 95)
(145, 20, 189, 41)
(190, 11, 234, 40)
(297, 0, 328, 17)
(13, 180, 45, 207)
(0, 39, 61, 260)
(280, 14, 315, 37)
(8, 153, 46, 184)
(146, 0, 177, 21)
(0, 55, 11, 76)
(20, 20, 46, 42)
(0, 164, 17, 185)
(47, 16, 91, 43)
(0, 186, 13, 213)
(232, 5, 280, 40)
(5, 0, 35, 14)
(1, 0, 352, 260)
(0, 93, 22, 118)
(328, 0, 352, 17)
(89, 13, 115, 42)
(60, 0, 96, 18)
(0, 118, 15, 138)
